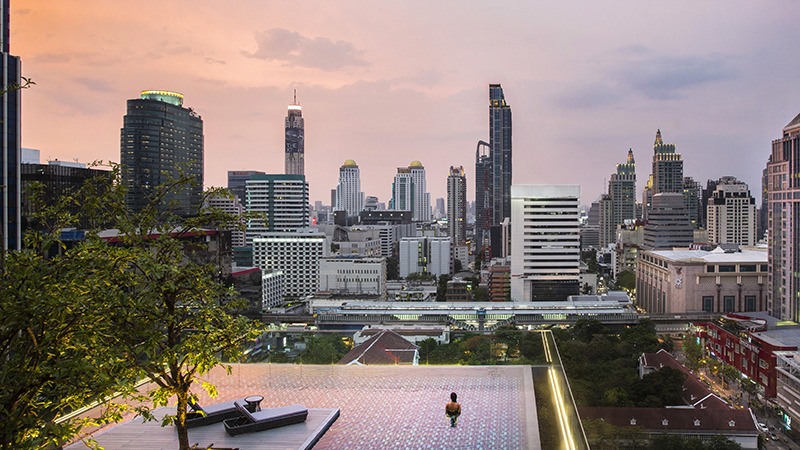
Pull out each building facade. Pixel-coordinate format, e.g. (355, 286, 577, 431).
(245, 174, 309, 245)
(285, 93, 304, 176)
(447, 165, 466, 245)
(642, 193, 694, 250)
(252, 229, 327, 299)
(489, 84, 512, 227)
(334, 159, 364, 217)
(1, 0, 21, 250)
(767, 113, 800, 320)
(636, 248, 768, 314)
(707, 177, 757, 246)
(609, 149, 637, 230)
(510, 185, 581, 301)
(398, 236, 451, 278)
(227, 170, 264, 204)
(203, 192, 246, 248)
(391, 161, 430, 222)
(318, 257, 387, 299)
(651, 129, 683, 195)
(121, 90, 203, 216)
(475, 140, 492, 262)
(261, 268, 284, 309)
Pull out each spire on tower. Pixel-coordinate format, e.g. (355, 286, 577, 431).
(627, 148, 635, 164)
(655, 129, 663, 145)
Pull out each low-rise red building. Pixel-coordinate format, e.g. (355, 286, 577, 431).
(698, 312, 800, 398)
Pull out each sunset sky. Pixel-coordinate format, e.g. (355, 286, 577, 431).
(14, 1, 800, 206)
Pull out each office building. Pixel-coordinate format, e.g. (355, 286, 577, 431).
(398, 236, 451, 278)
(642, 193, 694, 250)
(608, 148, 637, 230)
(682, 177, 703, 229)
(203, 192, 246, 248)
(489, 84, 512, 226)
(651, 129, 683, 194)
(245, 174, 309, 245)
(227, 170, 264, 204)
(261, 269, 284, 309)
(510, 185, 581, 301)
(334, 159, 364, 217)
(252, 229, 327, 299)
(767, 113, 800, 320)
(318, 257, 387, 299)
(285, 91, 304, 176)
(1, 1, 22, 250)
(390, 161, 430, 222)
(706, 177, 757, 246)
(120, 90, 203, 216)
(475, 140, 492, 261)
(636, 248, 767, 315)
(598, 194, 613, 248)
(447, 166, 466, 245)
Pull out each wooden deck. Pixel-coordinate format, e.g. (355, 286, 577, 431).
(66, 407, 340, 450)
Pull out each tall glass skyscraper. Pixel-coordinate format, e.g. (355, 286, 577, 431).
(489, 84, 512, 226)
(285, 91, 304, 176)
(1, 0, 22, 250)
(120, 90, 204, 216)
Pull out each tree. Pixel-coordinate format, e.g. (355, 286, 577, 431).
(2, 168, 260, 450)
(453, 258, 463, 273)
(683, 336, 704, 370)
(299, 334, 349, 364)
(436, 274, 452, 301)
(418, 338, 438, 364)
(472, 287, 489, 302)
(616, 270, 636, 291)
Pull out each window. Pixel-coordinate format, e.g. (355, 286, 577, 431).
(719, 265, 736, 273)
(724, 296, 735, 312)
(745, 296, 756, 312)
(740, 265, 757, 272)
(703, 296, 714, 312)
(707, 265, 716, 273)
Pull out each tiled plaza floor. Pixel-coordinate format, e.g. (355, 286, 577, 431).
(187, 364, 538, 450)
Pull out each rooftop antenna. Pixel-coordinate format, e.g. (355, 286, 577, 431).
(293, 89, 298, 105)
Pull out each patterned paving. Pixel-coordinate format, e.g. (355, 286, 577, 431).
(191, 364, 537, 450)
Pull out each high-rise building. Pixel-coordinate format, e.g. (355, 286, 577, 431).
(390, 161, 430, 222)
(642, 193, 694, 250)
(489, 84, 512, 226)
(609, 149, 637, 229)
(1, 0, 22, 250)
(767, 113, 800, 320)
(285, 91, 304, 176)
(245, 174, 309, 245)
(335, 159, 364, 217)
(227, 170, 265, 204)
(252, 229, 326, 299)
(434, 197, 445, 220)
(447, 166, 466, 245)
(706, 177, 756, 247)
(682, 176, 703, 230)
(121, 90, 203, 216)
(598, 194, 614, 248)
(651, 129, 683, 195)
(475, 140, 492, 260)
(203, 192, 246, 248)
(510, 185, 581, 301)
(399, 236, 451, 278)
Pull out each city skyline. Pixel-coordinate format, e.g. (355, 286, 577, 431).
(15, 1, 800, 205)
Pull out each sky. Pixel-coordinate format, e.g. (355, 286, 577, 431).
(15, 1, 800, 206)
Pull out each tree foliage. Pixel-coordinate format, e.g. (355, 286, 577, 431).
(1, 166, 260, 450)
(616, 270, 636, 291)
(299, 334, 349, 364)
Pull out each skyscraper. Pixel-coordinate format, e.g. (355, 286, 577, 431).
(335, 159, 364, 217)
(609, 149, 637, 229)
(475, 140, 492, 260)
(706, 177, 756, 247)
(767, 113, 800, 320)
(489, 84, 512, 226)
(1, 0, 22, 250)
(642, 193, 693, 250)
(651, 129, 683, 194)
(227, 170, 265, 204)
(447, 166, 466, 245)
(390, 161, 430, 222)
(285, 91, 304, 176)
(245, 174, 310, 245)
(121, 90, 203, 216)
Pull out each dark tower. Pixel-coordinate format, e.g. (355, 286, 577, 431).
(121, 90, 204, 216)
(285, 90, 304, 176)
(489, 84, 512, 226)
(1, 0, 22, 250)
(475, 140, 491, 262)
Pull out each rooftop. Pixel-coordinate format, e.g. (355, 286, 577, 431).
(648, 247, 767, 263)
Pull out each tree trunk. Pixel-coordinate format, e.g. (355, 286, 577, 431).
(175, 390, 190, 450)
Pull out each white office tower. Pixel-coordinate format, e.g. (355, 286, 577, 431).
(447, 166, 467, 245)
(252, 229, 328, 299)
(245, 174, 310, 245)
(261, 269, 284, 309)
(335, 159, 364, 217)
(510, 186, 581, 301)
(391, 161, 431, 222)
(707, 177, 757, 246)
(399, 236, 451, 278)
(203, 193, 246, 248)
(318, 257, 387, 299)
